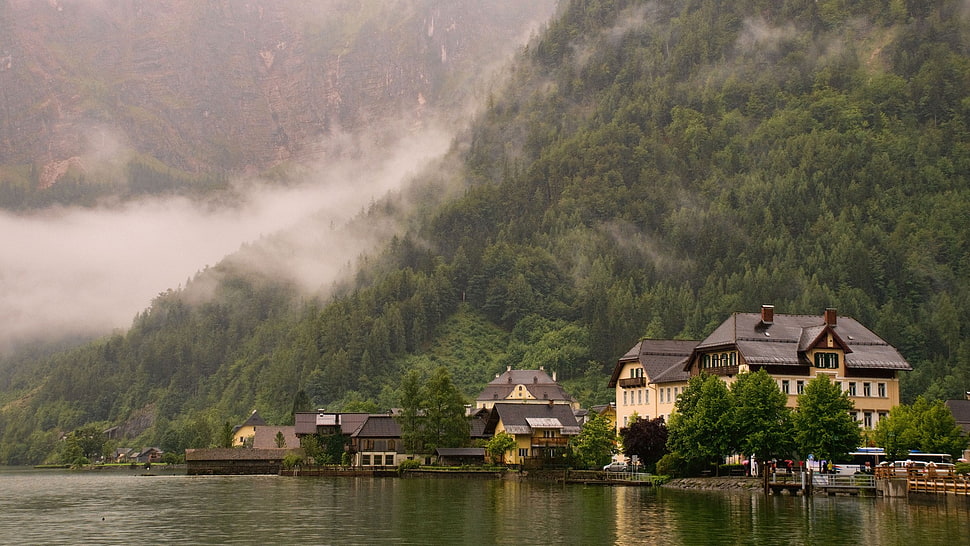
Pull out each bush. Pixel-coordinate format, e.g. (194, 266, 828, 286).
(954, 462, 970, 475)
(161, 452, 183, 465)
(655, 452, 686, 478)
(398, 459, 422, 475)
(71, 456, 91, 469)
(282, 453, 304, 470)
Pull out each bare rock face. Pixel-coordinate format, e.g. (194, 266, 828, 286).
(0, 0, 556, 178)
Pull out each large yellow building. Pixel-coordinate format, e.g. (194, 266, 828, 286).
(610, 306, 912, 431)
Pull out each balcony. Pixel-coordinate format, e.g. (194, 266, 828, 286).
(618, 376, 646, 388)
(531, 437, 569, 448)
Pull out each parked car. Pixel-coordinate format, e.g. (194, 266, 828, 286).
(603, 461, 629, 472)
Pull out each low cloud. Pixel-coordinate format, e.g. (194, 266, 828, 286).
(0, 122, 453, 353)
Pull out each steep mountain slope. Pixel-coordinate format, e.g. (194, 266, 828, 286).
(0, 0, 556, 198)
(2, 0, 969, 464)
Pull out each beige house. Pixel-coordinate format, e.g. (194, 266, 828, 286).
(611, 306, 912, 432)
(475, 367, 578, 410)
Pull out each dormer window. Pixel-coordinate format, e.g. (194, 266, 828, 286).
(814, 352, 838, 369)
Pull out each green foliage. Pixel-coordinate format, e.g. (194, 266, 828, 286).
(569, 412, 617, 469)
(397, 370, 424, 454)
(655, 451, 688, 478)
(875, 397, 968, 459)
(667, 375, 733, 471)
(727, 370, 794, 461)
(60, 424, 107, 463)
(282, 453, 304, 470)
(792, 375, 861, 461)
(4, 0, 970, 465)
(398, 458, 422, 474)
(395, 366, 469, 454)
(161, 452, 183, 465)
(486, 431, 516, 465)
(218, 422, 234, 449)
(420, 367, 471, 452)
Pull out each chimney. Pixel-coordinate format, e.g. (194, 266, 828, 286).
(824, 308, 837, 327)
(552, 370, 557, 382)
(761, 305, 774, 325)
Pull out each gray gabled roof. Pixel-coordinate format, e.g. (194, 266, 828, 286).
(608, 339, 699, 387)
(693, 311, 911, 371)
(477, 368, 576, 404)
(483, 403, 582, 436)
(239, 410, 268, 428)
(351, 415, 402, 438)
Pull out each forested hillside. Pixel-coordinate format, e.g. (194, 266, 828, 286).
(2, 0, 969, 464)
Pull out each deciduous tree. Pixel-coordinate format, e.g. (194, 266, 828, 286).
(570, 411, 617, 469)
(667, 374, 733, 473)
(620, 416, 668, 472)
(728, 369, 794, 467)
(486, 431, 516, 465)
(792, 375, 861, 462)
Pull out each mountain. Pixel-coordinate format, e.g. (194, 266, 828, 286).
(2, 0, 970, 464)
(0, 0, 556, 203)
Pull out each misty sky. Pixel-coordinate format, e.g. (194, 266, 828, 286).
(0, 126, 452, 352)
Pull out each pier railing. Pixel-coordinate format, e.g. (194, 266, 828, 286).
(907, 475, 970, 495)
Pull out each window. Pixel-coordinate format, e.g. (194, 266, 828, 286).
(623, 391, 628, 405)
(637, 389, 642, 405)
(848, 382, 857, 396)
(518, 448, 529, 458)
(814, 352, 838, 369)
(781, 380, 790, 394)
(878, 383, 886, 397)
(659, 389, 664, 404)
(864, 412, 873, 428)
(623, 416, 628, 426)
(644, 389, 649, 404)
(362, 454, 371, 466)
(388, 440, 396, 451)
(385, 454, 394, 466)
(863, 382, 871, 397)
(878, 412, 888, 423)
(543, 430, 555, 438)
(666, 388, 672, 402)
(796, 380, 804, 394)
(702, 354, 710, 368)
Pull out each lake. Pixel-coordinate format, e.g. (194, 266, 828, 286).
(1, 467, 968, 545)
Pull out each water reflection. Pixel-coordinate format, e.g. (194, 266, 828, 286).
(1, 469, 968, 545)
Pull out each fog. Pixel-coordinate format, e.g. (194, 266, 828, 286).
(0, 124, 453, 353)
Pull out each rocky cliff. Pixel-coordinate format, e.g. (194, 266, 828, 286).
(0, 0, 556, 184)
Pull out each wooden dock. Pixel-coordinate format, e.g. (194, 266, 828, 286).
(908, 476, 970, 495)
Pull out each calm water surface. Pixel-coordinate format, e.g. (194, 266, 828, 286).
(1, 467, 968, 545)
